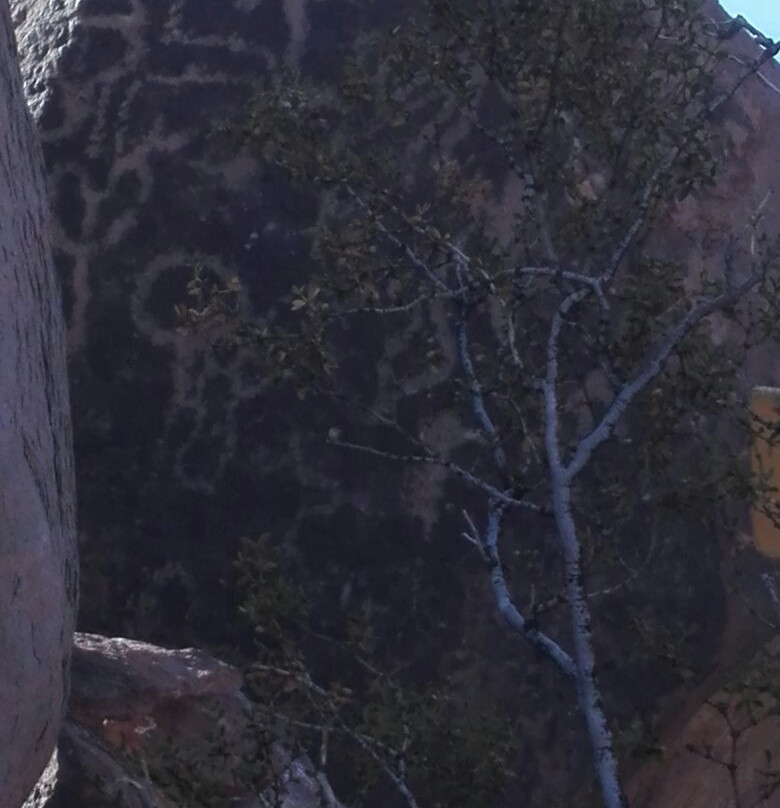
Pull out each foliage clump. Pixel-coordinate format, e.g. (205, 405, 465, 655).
(135, 534, 517, 808)
(236, 534, 518, 808)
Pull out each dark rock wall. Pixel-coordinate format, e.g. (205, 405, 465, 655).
(12, 0, 467, 657)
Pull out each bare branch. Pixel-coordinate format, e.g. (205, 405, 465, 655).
(566, 268, 766, 481)
(602, 154, 677, 286)
(461, 508, 489, 560)
(735, 580, 778, 632)
(543, 280, 629, 806)
(708, 33, 780, 114)
(515, 266, 608, 307)
(346, 727, 422, 808)
(455, 285, 509, 475)
(713, 14, 779, 52)
(338, 289, 454, 316)
(316, 731, 349, 808)
(482, 502, 577, 678)
(328, 435, 548, 514)
(605, 17, 779, 286)
(727, 55, 780, 98)
(543, 287, 591, 475)
(762, 572, 780, 624)
(534, 522, 658, 616)
(258, 706, 415, 808)
(315, 387, 429, 452)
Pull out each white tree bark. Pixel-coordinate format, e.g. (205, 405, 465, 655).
(0, 1, 77, 805)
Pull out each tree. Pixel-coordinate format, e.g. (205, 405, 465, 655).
(0, 2, 78, 805)
(181, 1, 780, 805)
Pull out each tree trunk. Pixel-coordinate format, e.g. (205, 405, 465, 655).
(0, 2, 77, 805)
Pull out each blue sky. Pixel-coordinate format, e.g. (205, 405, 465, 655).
(719, 1, 780, 40)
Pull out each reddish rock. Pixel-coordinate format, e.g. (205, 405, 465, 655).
(26, 633, 324, 808)
(629, 637, 780, 808)
(68, 632, 243, 722)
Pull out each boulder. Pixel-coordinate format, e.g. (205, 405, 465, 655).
(23, 722, 168, 808)
(26, 633, 324, 808)
(68, 632, 243, 722)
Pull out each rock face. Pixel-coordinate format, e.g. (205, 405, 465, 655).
(8, 0, 780, 803)
(0, 1, 77, 806)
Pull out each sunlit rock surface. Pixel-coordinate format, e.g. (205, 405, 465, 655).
(0, 1, 77, 804)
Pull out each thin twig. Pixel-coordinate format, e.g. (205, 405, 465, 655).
(328, 435, 548, 514)
(761, 572, 780, 624)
